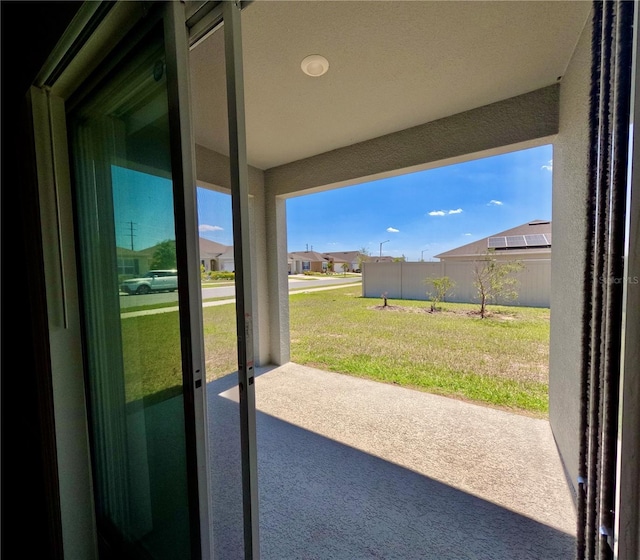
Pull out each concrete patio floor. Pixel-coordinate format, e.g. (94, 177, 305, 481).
(207, 363, 576, 560)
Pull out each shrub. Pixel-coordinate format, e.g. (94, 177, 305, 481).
(209, 271, 235, 280)
(425, 276, 456, 312)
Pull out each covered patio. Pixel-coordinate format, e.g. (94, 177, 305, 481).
(208, 363, 576, 559)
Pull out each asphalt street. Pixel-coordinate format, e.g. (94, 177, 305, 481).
(118, 275, 361, 310)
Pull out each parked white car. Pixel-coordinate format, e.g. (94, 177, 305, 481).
(120, 270, 178, 295)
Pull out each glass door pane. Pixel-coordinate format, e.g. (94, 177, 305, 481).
(68, 21, 196, 560)
(190, 17, 248, 559)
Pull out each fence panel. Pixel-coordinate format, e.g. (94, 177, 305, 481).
(362, 260, 551, 308)
(362, 261, 403, 299)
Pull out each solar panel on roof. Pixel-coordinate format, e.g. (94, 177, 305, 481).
(505, 235, 527, 247)
(488, 236, 507, 248)
(523, 234, 550, 247)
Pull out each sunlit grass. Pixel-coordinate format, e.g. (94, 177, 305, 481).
(121, 285, 550, 416)
(289, 286, 550, 416)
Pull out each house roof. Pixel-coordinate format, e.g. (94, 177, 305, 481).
(434, 220, 552, 259)
(289, 251, 350, 263)
(324, 251, 367, 263)
(199, 238, 231, 258)
(288, 251, 332, 262)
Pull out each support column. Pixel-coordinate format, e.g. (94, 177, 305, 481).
(265, 188, 290, 365)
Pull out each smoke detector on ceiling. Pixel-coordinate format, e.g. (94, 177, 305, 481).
(301, 55, 329, 77)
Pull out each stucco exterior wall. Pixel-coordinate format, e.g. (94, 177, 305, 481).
(549, 9, 593, 500)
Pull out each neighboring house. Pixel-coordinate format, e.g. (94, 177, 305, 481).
(323, 251, 369, 272)
(288, 250, 348, 273)
(116, 243, 176, 279)
(371, 256, 396, 263)
(116, 246, 145, 278)
(435, 220, 552, 262)
(199, 237, 235, 272)
(118, 237, 237, 278)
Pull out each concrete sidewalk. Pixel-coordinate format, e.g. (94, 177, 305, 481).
(209, 363, 576, 559)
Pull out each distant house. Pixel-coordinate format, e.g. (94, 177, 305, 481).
(116, 247, 145, 279)
(117, 238, 235, 277)
(116, 244, 168, 279)
(435, 220, 552, 262)
(323, 251, 369, 272)
(199, 238, 235, 272)
(288, 251, 349, 273)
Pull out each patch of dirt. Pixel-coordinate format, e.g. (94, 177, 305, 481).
(369, 305, 429, 313)
(369, 304, 518, 321)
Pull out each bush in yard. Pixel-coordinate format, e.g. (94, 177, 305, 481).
(425, 276, 455, 312)
(200, 263, 208, 282)
(473, 251, 525, 318)
(209, 271, 235, 280)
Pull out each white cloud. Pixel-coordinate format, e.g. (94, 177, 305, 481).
(386, 227, 399, 233)
(488, 200, 503, 206)
(541, 159, 553, 171)
(199, 224, 223, 232)
(428, 209, 462, 216)
(464, 233, 472, 236)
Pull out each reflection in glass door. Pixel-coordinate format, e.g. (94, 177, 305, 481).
(68, 20, 198, 560)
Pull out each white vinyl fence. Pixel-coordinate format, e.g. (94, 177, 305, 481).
(362, 260, 551, 308)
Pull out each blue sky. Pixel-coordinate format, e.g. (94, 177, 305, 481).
(196, 144, 552, 262)
(113, 166, 176, 251)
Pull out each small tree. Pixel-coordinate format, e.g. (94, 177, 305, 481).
(425, 276, 455, 312)
(341, 262, 349, 276)
(326, 260, 334, 275)
(381, 291, 389, 307)
(150, 239, 177, 269)
(473, 251, 525, 318)
(356, 248, 370, 271)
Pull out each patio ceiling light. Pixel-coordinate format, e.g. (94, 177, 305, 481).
(301, 54, 329, 77)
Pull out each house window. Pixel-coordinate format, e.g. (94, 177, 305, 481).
(117, 257, 139, 277)
(302, 261, 310, 271)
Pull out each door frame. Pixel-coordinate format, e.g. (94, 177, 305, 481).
(28, 1, 258, 558)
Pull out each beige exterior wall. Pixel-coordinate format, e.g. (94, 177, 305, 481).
(548, 9, 593, 499)
(363, 261, 551, 308)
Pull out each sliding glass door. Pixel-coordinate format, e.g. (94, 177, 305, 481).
(30, 1, 259, 558)
(67, 18, 200, 559)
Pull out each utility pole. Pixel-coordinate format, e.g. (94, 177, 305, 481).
(380, 240, 390, 257)
(421, 249, 427, 261)
(127, 221, 137, 251)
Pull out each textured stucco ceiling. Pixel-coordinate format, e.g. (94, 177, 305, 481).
(189, 1, 592, 170)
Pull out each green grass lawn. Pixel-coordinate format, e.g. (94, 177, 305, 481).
(121, 285, 550, 416)
(289, 286, 550, 417)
